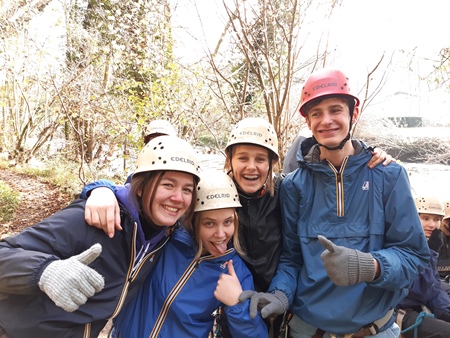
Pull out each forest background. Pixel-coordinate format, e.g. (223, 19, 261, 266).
(1, 0, 450, 202)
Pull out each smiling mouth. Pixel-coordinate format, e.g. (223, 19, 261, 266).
(242, 175, 259, 181)
(163, 206, 178, 213)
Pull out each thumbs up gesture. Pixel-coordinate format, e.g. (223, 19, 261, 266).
(214, 260, 243, 306)
(39, 243, 105, 312)
(318, 235, 376, 286)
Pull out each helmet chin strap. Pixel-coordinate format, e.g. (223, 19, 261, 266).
(314, 133, 350, 151)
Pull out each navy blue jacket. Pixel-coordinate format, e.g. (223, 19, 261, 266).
(0, 186, 170, 338)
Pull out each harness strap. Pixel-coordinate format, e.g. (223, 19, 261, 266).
(312, 308, 394, 338)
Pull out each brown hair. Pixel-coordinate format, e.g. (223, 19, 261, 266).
(302, 95, 355, 118)
(129, 170, 196, 227)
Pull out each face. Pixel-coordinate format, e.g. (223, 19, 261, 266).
(143, 171, 194, 226)
(198, 208, 235, 256)
(419, 213, 442, 238)
(305, 97, 359, 149)
(230, 144, 270, 194)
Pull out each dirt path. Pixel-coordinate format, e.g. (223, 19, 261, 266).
(0, 168, 74, 238)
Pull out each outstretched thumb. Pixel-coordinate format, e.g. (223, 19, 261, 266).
(227, 260, 237, 277)
(238, 290, 255, 303)
(74, 243, 102, 265)
(318, 235, 335, 253)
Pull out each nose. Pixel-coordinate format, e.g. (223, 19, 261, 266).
(322, 111, 333, 124)
(215, 225, 225, 237)
(170, 187, 184, 202)
(246, 158, 257, 169)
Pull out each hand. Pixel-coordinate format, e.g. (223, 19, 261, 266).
(214, 260, 242, 306)
(428, 228, 443, 252)
(368, 147, 396, 169)
(318, 235, 376, 286)
(84, 187, 122, 238)
(39, 244, 105, 312)
(238, 290, 289, 319)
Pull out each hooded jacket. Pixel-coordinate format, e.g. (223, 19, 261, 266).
(112, 225, 268, 338)
(397, 249, 450, 320)
(236, 174, 283, 292)
(270, 138, 430, 334)
(0, 185, 170, 338)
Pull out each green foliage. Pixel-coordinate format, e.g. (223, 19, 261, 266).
(0, 181, 20, 222)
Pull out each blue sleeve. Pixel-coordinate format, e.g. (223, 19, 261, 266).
(370, 165, 430, 290)
(267, 176, 301, 303)
(80, 179, 116, 199)
(225, 259, 268, 338)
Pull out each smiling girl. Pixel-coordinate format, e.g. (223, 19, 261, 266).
(111, 170, 268, 338)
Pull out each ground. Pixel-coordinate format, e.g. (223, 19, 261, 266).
(0, 168, 73, 237)
(0, 168, 111, 337)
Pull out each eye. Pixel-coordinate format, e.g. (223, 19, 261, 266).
(183, 187, 193, 194)
(223, 219, 234, 226)
(256, 157, 268, 163)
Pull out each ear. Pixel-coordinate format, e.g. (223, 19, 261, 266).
(351, 106, 360, 124)
(305, 116, 312, 130)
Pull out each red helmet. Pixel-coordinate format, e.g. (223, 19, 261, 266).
(299, 69, 360, 117)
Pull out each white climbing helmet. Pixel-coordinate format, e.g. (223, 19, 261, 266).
(195, 170, 241, 212)
(225, 117, 279, 160)
(415, 195, 445, 216)
(144, 119, 177, 137)
(444, 200, 450, 221)
(134, 135, 200, 181)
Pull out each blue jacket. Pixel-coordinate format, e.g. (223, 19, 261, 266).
(397, 249, 450, 319)
(113, 225, 268, 338)
(271, 139, 430, 334)
(0, 186, 171, 338)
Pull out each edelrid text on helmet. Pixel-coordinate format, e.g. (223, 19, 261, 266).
(225, 117, 279, 160)
(171, 156, 195, 165)
(206, 193, 231, 200)
(134, 135, 200, 181)
(195, 170, 241, 212)
(299, 68, 360, 117)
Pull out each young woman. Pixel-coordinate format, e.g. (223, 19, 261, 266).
(110, 170, 268, 337)
(0, 135, 200, 338)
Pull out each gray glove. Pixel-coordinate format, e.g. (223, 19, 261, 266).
(238, 290, 289, 319)
(39, 243, 105, 312)
(318, 235, 376, 286)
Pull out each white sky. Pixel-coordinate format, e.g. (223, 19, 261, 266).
(172, 0, 450, 122)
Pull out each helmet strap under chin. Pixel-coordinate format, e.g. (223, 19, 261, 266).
(314, 133, 351, 151)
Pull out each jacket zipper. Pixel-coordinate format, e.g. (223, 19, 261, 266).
(149, 249, 234, 337)
(327, 157, 348, 217)
(110, 223, 170, 319)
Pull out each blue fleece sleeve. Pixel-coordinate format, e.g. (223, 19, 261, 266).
(267, 176, 302, 303)
(80, 179, 116, 199)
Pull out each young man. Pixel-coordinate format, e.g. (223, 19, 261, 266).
(239, 68, 430, 338)
(395, 196, 450, 337)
